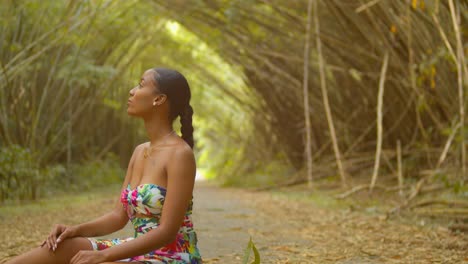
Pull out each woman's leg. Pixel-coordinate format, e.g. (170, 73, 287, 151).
(4, 237, 93, 264)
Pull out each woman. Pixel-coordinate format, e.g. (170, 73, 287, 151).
(6, 68, 203, 264)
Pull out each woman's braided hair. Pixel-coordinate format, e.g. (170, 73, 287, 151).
(152, 68, 194, 149)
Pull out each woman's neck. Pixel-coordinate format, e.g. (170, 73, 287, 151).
(143, 114, 173, 146)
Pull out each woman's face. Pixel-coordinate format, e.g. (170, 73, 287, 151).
(127, 69, 164, 117)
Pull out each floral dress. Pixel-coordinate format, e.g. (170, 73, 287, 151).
(86, 183, 202, 263)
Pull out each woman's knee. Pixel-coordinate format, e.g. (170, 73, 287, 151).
(55, 237, 93, 253)
(5, 237, 93, 264)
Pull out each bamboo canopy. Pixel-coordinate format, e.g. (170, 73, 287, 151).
(0, 0, 466, 200)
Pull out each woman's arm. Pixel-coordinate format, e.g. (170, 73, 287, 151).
(98, 145, 196, 262)
(73, 144, 142, 238)
(74, 207, 127, 238)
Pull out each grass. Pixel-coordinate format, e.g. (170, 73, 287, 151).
(265, 180, 419, 215)
(269, 188, 351, 209)
(0, 184, 120, 216)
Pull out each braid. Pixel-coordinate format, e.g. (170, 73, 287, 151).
(180, 104, 194, 149)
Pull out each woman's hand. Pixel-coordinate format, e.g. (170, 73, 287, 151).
(70, 250, 107, 264)
(41, 224, 79, 251)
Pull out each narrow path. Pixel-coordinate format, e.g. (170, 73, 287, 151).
(1, 181, 467, 263)
(190, 181, 467, 263)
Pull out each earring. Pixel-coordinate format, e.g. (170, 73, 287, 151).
(153, 102, 156, 106)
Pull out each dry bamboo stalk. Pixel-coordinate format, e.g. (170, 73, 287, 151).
(336, 183, 399, 199)
(409, 199, 468, 209)
(406, 0, 430, 161)
(406, 0, 417, 105)
(67, 81, 73, 182)
(355, 0, 382, 13)
(314, 0, 347, 186)
(413, 208, 468, 217)
(448, 0, 466, 179)
(335, 184, 367, 199)
(370, 51, 389, 192)
(437, 122, 461, 168)
(389, 140, 461, 214)
(397, 140, 403, 196)
(431, 5, 468, 81)
(431, 14, 456, 65)
(303, 0, 314, 187)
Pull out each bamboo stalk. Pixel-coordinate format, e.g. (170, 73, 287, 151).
(314, 0, 347, 187)
(303, 0, 313, 187)
(390, 121, 464, 212)
(370, 51, 389, 192)
(437, 122, 461, 168)
(413, 208, 468, 217)
(410, 199, 468, 209)
(397, 139, 404, 196)
(448, 0, 466, 179)
(355, 0, 382, 13)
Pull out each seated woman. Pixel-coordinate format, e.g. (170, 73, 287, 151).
(6, 68, 203, 264)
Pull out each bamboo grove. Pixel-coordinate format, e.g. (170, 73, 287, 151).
(0, 0, 466, 201)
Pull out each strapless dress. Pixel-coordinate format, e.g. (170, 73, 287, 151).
(86, 183, 202, 264)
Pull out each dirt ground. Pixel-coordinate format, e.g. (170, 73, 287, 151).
(0, 181, 467, 263)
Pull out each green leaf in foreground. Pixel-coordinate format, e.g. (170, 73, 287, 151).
(243, 236, 260, 264)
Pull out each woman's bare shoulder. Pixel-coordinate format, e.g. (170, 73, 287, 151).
(170, 142, 195, 165)
(128, 142, 148, 164)
(135, 142, 149, 151)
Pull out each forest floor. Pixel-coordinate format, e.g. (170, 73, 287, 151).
(0, 180, 467, 264)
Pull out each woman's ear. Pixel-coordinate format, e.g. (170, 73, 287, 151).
(154, 94, 167, 106)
